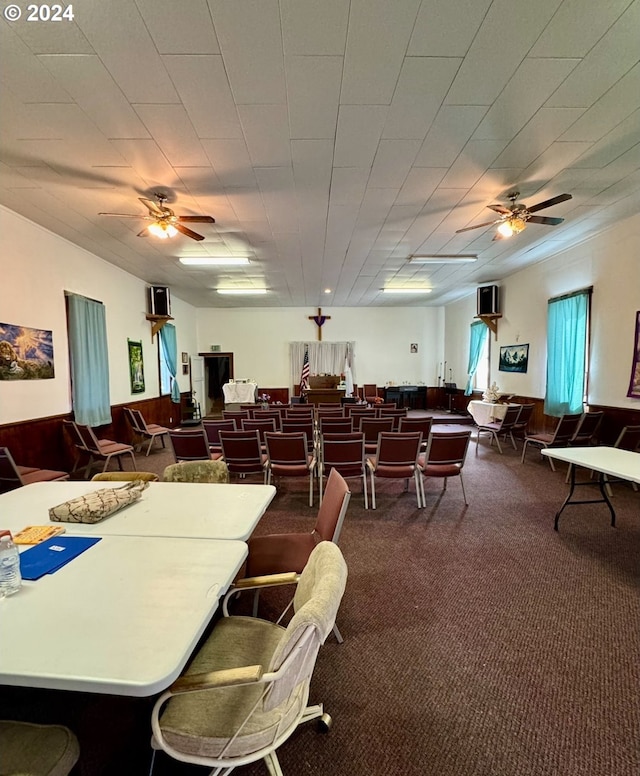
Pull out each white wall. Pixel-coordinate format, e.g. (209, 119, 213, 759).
(195, 306, 444, 391)
(445, 213, 640, 409)
(0, 206, 197, 425)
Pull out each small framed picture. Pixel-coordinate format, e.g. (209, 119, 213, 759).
(181, 351, 189, 364)
(182, 364, 189, 375)
(410, 343, 418, 353)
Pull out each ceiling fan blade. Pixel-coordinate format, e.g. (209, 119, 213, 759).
(526, 193, 572, 213)
(139, 197, 166, 217)
(175, 223, 205, 241)
(528, 215, 564, 226)
(456, 219, 501, 233)
(137, 227, 150, 237)
(177, 215, 216, 224)
(487, 204, 511, 215)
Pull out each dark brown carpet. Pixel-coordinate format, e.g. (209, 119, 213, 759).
(3, 432, 639, 776)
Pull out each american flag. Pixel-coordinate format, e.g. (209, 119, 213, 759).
(299, 348, 310, 391)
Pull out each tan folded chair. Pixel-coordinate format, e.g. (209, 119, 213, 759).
(163, 460, 230, 483)
(92, 471, 159, 482)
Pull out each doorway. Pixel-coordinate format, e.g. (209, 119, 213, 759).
(200, 353, 234, 416)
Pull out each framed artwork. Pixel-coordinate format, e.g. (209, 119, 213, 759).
(499, 344, 529, 373)
(128, 339, 145, 393)
(410, 343, 418, 353)
(182, 364, 189, 375)
(627, 311, 640, 398)
(181, 351, 189, 364)
(0, 321, 55, 380)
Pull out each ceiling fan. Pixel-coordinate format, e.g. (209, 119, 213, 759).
(99, 194, 215, 241)
(456, 191, 572, 239)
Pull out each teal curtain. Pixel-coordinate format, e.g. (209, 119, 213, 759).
(465, 320, 488, 395)
(545, 291, 589, 416)
(159, 323, 181, 403)
(67, 293, 111, 426)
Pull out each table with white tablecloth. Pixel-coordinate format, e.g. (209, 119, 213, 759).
(222, 381, 257, 404)
(467, 400, 516, 425)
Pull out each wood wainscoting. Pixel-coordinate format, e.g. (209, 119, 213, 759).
(0, 395, 176, 473)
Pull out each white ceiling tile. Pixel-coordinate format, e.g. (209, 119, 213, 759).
(414, 106, 487, 166)
(292, 140, 333, 198)
(237, 105, 291, 167)
(395, 167, 448, 207)
(38, 55, 150, 139)
(491, 107, 585, 169)
(407, 0, 492, 57)
(133, 105, 209, 166)
(559, 63, 640, 142)
(333, 105, 387, 168)
(473, 58, 580, 141)
(135, 0, 220, 54)
(200, 139, 256, 188)
(445, 0, 563, 105)
(439, 140, 507, 189)
(382, 57, 461, 140)
(163, 55, 243, 139)
(74, 0, 180, 103)
(109, 138, 183, 187)
(341, 0, 422, 105)
(531, 0, 633, 57)
(255, 167, 299, 233)
(546, 1, 640, 108)
(0, 25, 74, 102)
(280, 0, 349, 55)
(570, 109, 640, 169)
(521, 141, 594, 187)
(1, 13, 93, 55)
(209, 0, 286, 104)
(368, 140, 422, 189)
(286, 56, 342, 139)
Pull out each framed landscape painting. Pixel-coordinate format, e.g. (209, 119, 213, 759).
(499, 344, 529, 373)
(128, 339, 145, 393)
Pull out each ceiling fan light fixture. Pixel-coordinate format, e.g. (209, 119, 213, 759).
(148, 221, 177, 239)
(497, 217, 526, 238)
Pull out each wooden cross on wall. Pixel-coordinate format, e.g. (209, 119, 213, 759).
(308, 307, 331, 341)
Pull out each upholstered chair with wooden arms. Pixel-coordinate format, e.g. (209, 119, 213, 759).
(149, 542, 348, 776)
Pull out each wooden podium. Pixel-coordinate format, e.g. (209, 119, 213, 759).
(303, 375, 345, 405)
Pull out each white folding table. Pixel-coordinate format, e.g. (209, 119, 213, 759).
(0, 480, 275, 540)
(0, 535, 247, 696)
(541, 446, 640, 530)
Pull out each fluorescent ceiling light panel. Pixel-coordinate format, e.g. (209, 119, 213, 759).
(409, 254, 477, 263)
(382, 288, 432, 294)
(179, 257, 250, 266)
(216, 288, 268, 295)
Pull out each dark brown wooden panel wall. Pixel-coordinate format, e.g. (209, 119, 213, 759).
(0, 395, 175, 472)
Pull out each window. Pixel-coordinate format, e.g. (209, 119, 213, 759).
(545, 288, 591, 416)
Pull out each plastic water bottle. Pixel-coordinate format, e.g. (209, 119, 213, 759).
(0, 530, 22, 597)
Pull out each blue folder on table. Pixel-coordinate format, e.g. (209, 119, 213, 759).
(19, 536, 101, 581)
